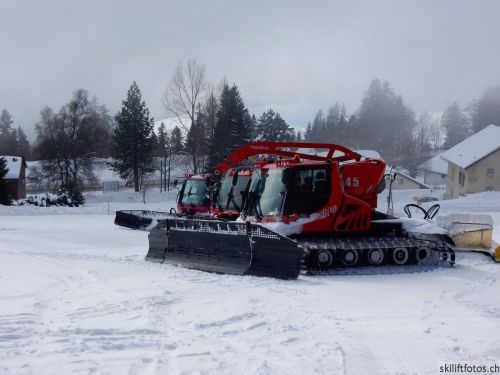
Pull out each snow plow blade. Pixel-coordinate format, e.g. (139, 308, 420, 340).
(114, 210, 172, 230)
(436, 213, 497, 261)
(147, 218, 303, 280)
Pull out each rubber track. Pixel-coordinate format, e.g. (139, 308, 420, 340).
(298, 235, 455, 274)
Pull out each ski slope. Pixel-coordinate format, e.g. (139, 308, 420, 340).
(1, 190, 500, 374)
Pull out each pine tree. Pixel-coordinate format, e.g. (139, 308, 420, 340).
(471, 85, 500, 133)
(208, 83, 253, 167)
(185, 104, 207, 172)
(0, 157, 12, 205)
(156, 122, 169, 191)
(0, 110, 18, 155)
(15, 126, 31, 159)
(442, 102, 470, 148)
(320, 103, 349, 145)
(308, 110, 325, 142)
(111, 82, 155, 192)
(157, 123, 168, 157)
(295, 129, 304, 142)
(355, 79, 416, 161)
(250, 114, 258, 140)
(324, 105, 340, 142)
(203, 90, 218, 152)
(304, 122, 312, 141)
(171, 126, 183, 153)
(255, 109, 293, 141)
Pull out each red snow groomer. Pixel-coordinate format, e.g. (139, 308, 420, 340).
(175, 173, 211, 216)
(146, 142, 455, 279)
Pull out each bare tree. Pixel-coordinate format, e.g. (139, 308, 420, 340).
(415, 112, 432, 156)
(35, 90, 112, 192)
(429, 117, 444, 150)
(163, 59, 207, 173)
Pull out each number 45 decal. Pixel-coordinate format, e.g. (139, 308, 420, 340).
(345, 177, 360, 188)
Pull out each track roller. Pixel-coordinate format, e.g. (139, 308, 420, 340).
(416, 247, 430, 262)
(366, 248, 385, 266)
(340, 249, 360, 267)
(315, 249, 334, 268)
(391, 247, 410, 265)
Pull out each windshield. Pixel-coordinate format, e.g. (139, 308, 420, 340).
(243, 166, 331, 218)
(244, 168, 285, 217)
(285, 167, 330, 215)
(179, 179, 209, 206)
(218, 174, 251, 211)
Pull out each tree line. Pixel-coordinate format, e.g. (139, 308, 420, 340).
(1, 59, 500, 204)
(302, 80, 500, 176)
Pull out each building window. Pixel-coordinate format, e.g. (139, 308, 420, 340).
(458, 172, 465, 187)
(487, 168, 494, 177)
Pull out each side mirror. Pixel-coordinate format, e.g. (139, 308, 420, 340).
(173, 179, 181, 191)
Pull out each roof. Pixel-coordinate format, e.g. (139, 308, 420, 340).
(440, 124, 500, 169)
(418, 153, 448, 175)
(355, 149, 383, 160)
(385, 166, 430, 189)
(1, 155, 27, 179)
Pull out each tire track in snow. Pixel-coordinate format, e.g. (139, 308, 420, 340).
(1, 251, 181, 374)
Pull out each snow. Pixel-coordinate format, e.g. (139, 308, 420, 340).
(384, 166, 431, 188)
(1, 155, 24, 179)
(440, 124, 500, 169)
(258, 213, 321, 237)
(436, 213, 493, 236)
(1, 190, 500, 374)
(388, 217, 448, 235)
(419, 152, 448, 175)
(355, 149, 382, 160)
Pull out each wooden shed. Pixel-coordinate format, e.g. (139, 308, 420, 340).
(1, 155, 27, 200)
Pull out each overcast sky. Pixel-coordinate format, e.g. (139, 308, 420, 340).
(1, 0, 499, 140)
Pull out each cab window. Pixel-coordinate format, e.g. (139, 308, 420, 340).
(284, 167, 330, 215)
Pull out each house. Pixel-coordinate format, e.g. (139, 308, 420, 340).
(388, 167, 431, 190)
(441, 124, 500, 199)
(1, 155, 27, 200)
(418, 152, 448, 187)
(355, 150, 430, 190)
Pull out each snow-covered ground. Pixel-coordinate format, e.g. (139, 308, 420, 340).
(1, 190, 500, 374)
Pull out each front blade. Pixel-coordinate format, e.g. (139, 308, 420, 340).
(114, 210, 174, 230)
(147, 218, 303, 279)
(167, 220, 252, 275)
(245, 225, 303, 279)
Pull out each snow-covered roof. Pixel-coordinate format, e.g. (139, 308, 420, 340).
(440, 124, 500, 169)
(385, 166, 430, 189)
(1, 155, 26, 179)
(154, 116, 190, 135)
(418, 153, 448, 175)
(355, 150, 383, 160)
